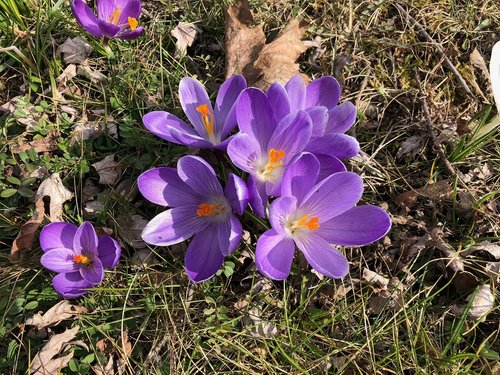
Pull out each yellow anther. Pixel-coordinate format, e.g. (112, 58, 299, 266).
(127, 17, 138, 30)
(196, 104, 215, 137)
(197, 203, 223, 217)
(73, 254, 90, 264)
(109, 7, 121, 25)
(261, 148, 285, 176)
(292, 214, 320, 232)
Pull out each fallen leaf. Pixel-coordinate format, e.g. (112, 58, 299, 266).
(83, 200, 104, 219)
(451, 284, 495, 321)
(58, 37, 93, 64)
(82, 179, 100, 203)
(56, 64, 77, 92)
(10, 130, 60, 154)
(9, 198, 45, 264)
(92, 356, 114, 375)
(118, 214, 148, 249)
(30, 326, 79, 375)
(25, 301, 87, 330)
(395, 179, 454, 209)
(470, 48, 490, 82)
(92, 155, 121, 185)
(77, 63, 106, 83)
(241, 304, 278, 338)
(0, 96, 47, 132)
(130, 248, 159, 266)
(362, 268, 390, 288)
(461, 241, 500, 260)
(36, 173, 74, 222)
(171, 22, 201, 56)
(396, 134, 427, 160)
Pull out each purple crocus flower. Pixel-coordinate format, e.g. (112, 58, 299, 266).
(71, 0, 144, 40)
(143, 75, 247, 150)
(40, 222, 121, 298)
(138, 155, 249, 282)
(256, 153, 391, 280)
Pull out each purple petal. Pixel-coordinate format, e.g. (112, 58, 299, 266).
(247, 176, 267, 218)
(79, 257, 104, 284)
(143, 111, 195, 144)
(142, 206, 209, 246)
(215, 75, 247, 137)
(40, 222, 78, 252)
(170, 128, 216, 148)
(305, 76, 341, 110)
(96, 0, 116, 21)
(295, 233, 349, 278)
(41, 248, 79, 273)
(177, 156, 224, 197)
(116, 0, 141, 25)
(281, 152, 320, 204)
(73, 222, 98, 256)
(267, 83, 291, 124)
(97, 20, 120, 38)
(71, 0, 103, 38)
(138, 167, 200, 207)
(118, 26, 144, 40)
(256, 229, 295, 280)
(97, 235, 121, 269)
(300, 172, 363, 222)
(227, 133, 262, 174)
(216, 215, 242, 256)
(285, 75, 306, 110)
(305, 106, 328, 138)
(224, 174, 249, 215)
(316, 154, 346, 181)
(179, 77, 215, 138)
(236, 88, 277, 149)
(52, 272, 94, 298)
(326, 102, 357, 134)
(318, 206, 391, 246)
(184, 227, 225, 282)
(269, 196, 297, 237)
(305, 133, 360, 159)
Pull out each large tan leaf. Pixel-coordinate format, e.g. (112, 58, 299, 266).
(36, 173, 74, 222)
(25, 301, 88, 330)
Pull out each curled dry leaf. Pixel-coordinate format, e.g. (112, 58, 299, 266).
(461, 241, 500, 260)
(92, 155, 121, 185)
(451, 284, 495, 321)
(77, 62, 106, 83)
(171, 22, 201, 56)
(362, 268, 390, 288)
(25, 300, 87, 330)
(36, 173, 74, 222)
(118, 214, 148, 249)
(30, 326, 79, 375)
(56, 64, 77, 92)
(470, 48, 490, 83)
(10, 130, 60, 154)
(395, 179, 454, 209)
(396, 134, 427, 160)
(58, 37, 93, 64)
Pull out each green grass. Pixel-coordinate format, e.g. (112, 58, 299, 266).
(1, 0, 499, 374)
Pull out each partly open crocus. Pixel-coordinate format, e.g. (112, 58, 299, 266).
(40, 222, 121, 298)
(255, 153, 391, 280)
(138, 155, 248, 282)
(71, 0, 144, 40)
(143, 75, 247, 149)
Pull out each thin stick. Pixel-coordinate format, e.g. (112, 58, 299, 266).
(394, 3, 473, 97)
(0, 46, 37, 72)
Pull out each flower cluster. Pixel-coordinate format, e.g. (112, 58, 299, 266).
(139, 74, 391, 282)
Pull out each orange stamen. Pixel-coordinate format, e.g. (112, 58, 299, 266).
(127, 17, 138, 30)
(197, 203, 223, 217)
(294, 214, 320, 231)
(262, 148, 285, 176)
(109, 7, 121, 25)
(73, 254, 90, 264)
(196, 104, 215, 137)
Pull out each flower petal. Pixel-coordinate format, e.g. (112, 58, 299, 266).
(281, 152, 320, 204)
(295, 233, 349, 278)
(285, 75, 306, 110)
(491, 41, 500, 114)
(318, 205, 391, 246)
(267, 82, 291, 123)
(116, 0, 141, 25)
(97, 235, 121, 269)
(71, 0, 103, 38)
(170, 128, 216, 148)
(79, 257, 104, 284)
(142, 206, 208, 246)
(184, 227, 225, 282)
(97, 19, 121, 38)
(118, 26, 144, 40)
(300, 172, 363, 222)
(236, 88, 277, 149)
(316, 154, 346, 181)
(269, 196, 297, 237)
(143, 111, 196, 143)
(305, 133, 360, 159)
(326, 102, 357, 134)
(227, 133, 262, 174)
(305, 76, 340, 110)
(224, 174, 249, 215)
(52, 272, 94, 299)
(96, 0, 116, 21)
(39, 222, 78, 252)
(247, 176, 267, 218)
(138, 167, 200, 207)
(177, 156, 224, 197)
(305, 106, 328, 138)
(41, 248, 78, 273)
(73, 222, 98, 256)
(215, 75, 247, 137)
(217, 215, 242, 256)
(179, 77, 214, 138)
(256, 229, 295, 280)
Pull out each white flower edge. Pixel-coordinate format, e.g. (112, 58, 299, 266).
(489, 41, 500, 114)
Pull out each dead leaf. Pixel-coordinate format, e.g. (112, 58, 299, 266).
(118, 214, 148, 249)
(171, 22, 201, 56)
(9, 198, 45, 264)
(121, 330, 133, 358)
(395, 179, 454, 209)
(362, 268, 390, 288)
(451, 284, 495, 321)
(241, 304, 278, 338)
(92, 356, 114, 375)
(470, 48, 490, 82)
(25, 301, 87, 330)
(10, 130, 60, 154)
(130, 248, 159, 266)
(0, 96, 47, 132)
(461, 241, 500, 260)
(396, 134, 426, 159)
(30, 326, 79, 375)
(36, 173, 74, 222)
(82, 179, 100, 203)
(77, 62, 106, 83)
(83, 200, 104, 219)
(92, 155, 121, 185)
(56, 64, 77, 92)
(367, 277, 405, 315)
(58, 37, 93, 64)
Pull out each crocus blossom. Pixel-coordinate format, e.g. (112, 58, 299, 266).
(138, 155, 248, 282)
(40, 222, 121, 298)
(255, 153, 391, 280)
(143, 75, 247, 149)
(71, 0, 144, 40)
(490, 41, 500, 114)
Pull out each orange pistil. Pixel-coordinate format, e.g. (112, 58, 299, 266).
(261, 148, 285, 176)
(196, 104, 215, 137)
(109, 7, 121, 26)
(196, 203, 223, 217)
(73, 254, 90, 264)
(127, 17, 138, 30)
(290, 214, 320, 232)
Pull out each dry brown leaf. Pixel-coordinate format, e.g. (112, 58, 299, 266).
(396, 134, 426, 160)
(83, 200, 104, 220)
(92, 155, 121, 185)
(362, 268, 390, 288)
(461, 241, 500, 260)
(171, 22, 201, 56)
(395, 179, 454, 209)
(30, 326, 79, 375)
(10, 130, 60, 154)
(121, 330, 133, 358)
(451, 284, 495, 321)
(10, 198, 45, 264)
(470, 48, 490, 82)
(77, 63, 106, 83)
(25, 301, 87, 330)
(92, 356, 115, 375)
(36, 173, 74, 222)
(56, 64, 77, 92)
(241, 304, 278, 338)
(118, 214, 148, 249)
(58, 37, 93, 64)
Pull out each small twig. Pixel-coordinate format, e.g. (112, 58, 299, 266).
(0, 46, 37, 72)
(394, 3, 473, 97)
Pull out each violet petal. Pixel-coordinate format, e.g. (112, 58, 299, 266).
(39, 222, 78, 252)
(256, 229, 295, 280)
